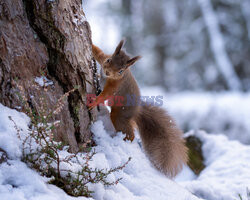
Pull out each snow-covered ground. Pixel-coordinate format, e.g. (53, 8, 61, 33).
(182, 130, 250, 200)
(0, 103, 198, 200)
(1, 90, 250, 200)
(89, 121, 199, 200)
(0, 104, 88, 200)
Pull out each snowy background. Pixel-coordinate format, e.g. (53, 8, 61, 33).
(83, 0, 250, 144)
(83, 0, 250, 91)
(1, 0, 250, 200)
(82, 0, 250, 199)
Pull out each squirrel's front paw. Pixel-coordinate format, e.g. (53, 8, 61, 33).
(88, 103, 97, 110)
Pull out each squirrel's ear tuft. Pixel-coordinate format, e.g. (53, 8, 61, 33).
(126, 56, 141, 68)
(114, 39, 125, 55)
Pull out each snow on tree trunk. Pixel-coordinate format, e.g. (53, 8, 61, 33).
(0, 0, 97, 152)
(197, 0, 242, 91)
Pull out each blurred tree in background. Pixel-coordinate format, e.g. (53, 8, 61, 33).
(84, 0, 250, 92)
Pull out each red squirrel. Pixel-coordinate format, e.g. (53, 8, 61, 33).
(90, 40, 188, 177)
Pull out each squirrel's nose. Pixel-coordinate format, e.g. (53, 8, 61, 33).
(105, 71, 110, 76)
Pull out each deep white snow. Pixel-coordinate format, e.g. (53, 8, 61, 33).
(0, 103, 199, 200)
(89, 120, 200, 200)
(1, 90, 250, 200)
(182, 130, 250, 200)
(0, 104, 89, 200)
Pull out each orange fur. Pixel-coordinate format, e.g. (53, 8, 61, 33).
(90, 40, 188, 178)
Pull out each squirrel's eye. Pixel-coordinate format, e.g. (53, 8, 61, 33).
(106, 58, 111, 63)
(119, 69, 124, 75)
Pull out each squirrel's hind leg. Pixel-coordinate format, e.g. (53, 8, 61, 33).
(110, 110, 135, 141)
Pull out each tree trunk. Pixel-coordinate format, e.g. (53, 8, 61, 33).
(198, 0, 242, 91)
(0, 0, 97, 152)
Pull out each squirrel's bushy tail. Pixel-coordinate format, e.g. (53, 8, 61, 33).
(135, 105, 188, 178)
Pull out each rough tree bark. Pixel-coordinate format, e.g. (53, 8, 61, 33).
(0, 0, 97, 152)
